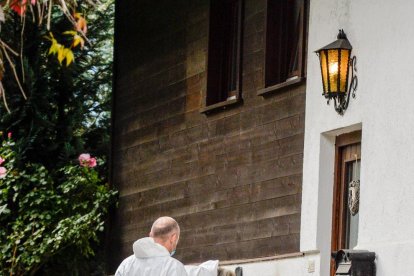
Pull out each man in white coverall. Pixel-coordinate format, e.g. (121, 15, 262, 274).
(115, 216, 188, 276)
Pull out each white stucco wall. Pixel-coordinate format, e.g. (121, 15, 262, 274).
(301, 0, 414, 275)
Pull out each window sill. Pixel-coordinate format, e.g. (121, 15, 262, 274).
(257, 77, 306, 97)
(200, 98, 242, 114)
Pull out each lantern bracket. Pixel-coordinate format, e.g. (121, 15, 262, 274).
(328, 55, 358, 115)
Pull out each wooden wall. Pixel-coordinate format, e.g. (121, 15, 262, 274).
(109, 0, 305, 271)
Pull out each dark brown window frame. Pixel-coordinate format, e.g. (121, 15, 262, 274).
(201, 0, 244, 114)
(330, 130, 362, 276)
(258, 0, 308, 96)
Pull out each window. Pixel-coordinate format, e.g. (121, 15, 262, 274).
(205, 0, 243, 109)
(330, 131, 361, 276)
(264, 0, 307, 88)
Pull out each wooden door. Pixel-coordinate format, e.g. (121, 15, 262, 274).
(330, 131, 361, 275)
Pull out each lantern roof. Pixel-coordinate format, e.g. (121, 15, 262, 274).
(315, 29, 352, 52)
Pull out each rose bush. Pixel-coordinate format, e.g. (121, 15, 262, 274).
(0, 136, 117, 275)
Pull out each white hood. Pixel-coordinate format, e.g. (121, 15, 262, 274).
(133, 237, 170, 258)
(115, 237, 189, 276)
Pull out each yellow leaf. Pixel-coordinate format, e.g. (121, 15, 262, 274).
(63, 30, 77, 36)
(65, 49, 74, 66)
(48, 39, 61, 56)
(57, 47, 65, 64)
(44, 32, 54, 41)
(72, 35, 84, 49)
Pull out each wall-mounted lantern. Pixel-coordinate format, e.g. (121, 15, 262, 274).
(315, 29, 357, 115)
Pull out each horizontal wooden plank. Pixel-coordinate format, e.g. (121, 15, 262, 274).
(114, 232, 300, 266)
(117, 173, 301, 218)
(114, 213, 300, 255)
(115, 146, 302, 196)
(177, 233, 300, 263)
(117, 193, 301, 242)
(179, 214, 301, 248)
(260, 93, 306, 125)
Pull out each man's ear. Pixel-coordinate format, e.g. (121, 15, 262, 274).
(170, 232, 178, 243)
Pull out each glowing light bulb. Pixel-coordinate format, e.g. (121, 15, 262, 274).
(329, 62, 338, 74)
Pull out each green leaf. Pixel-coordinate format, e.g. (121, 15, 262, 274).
(0, 203, 9, 215)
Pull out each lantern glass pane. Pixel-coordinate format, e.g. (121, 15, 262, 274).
(340, 49, 351, 93)
(320, 50, 328, 94)
(328, 49, 339, 93)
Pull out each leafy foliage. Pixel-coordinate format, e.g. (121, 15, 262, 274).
(0, 0, 115, 274)
(0, 0, 101, 111)
(0, 0, 114, 171)
(0, 137, 117, 275)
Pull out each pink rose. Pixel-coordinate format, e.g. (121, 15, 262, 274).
(78, 153, 91, 167)
(88, 158, 97, 168)
(78, 153, 97, 167)
(0, 167, 7, 179)
(7, 132, 12, 139)
(0, 157, 4, 165)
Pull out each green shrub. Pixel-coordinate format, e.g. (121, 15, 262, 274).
(0, 135, 117, 275)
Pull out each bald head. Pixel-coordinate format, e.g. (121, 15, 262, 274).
(149, 217, 180, 254)
(150, 216, 180, 241)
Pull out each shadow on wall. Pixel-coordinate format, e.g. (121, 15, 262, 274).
(107, 0, 191, 272)
(108, 0, 205, 272)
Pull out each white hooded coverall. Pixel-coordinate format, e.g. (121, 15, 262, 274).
(115, 237, 189, 276)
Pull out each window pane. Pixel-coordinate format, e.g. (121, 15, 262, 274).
(265, 0, 305, 87)
(287, 0, 304, 77)
(328, 49, 339, 93)
(345, 160, 360, 249)
(340, 49, 350, 93)
(320, 50, 328, 93)
(228, 0, 240, 93)
(207, 0, 241, 105)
